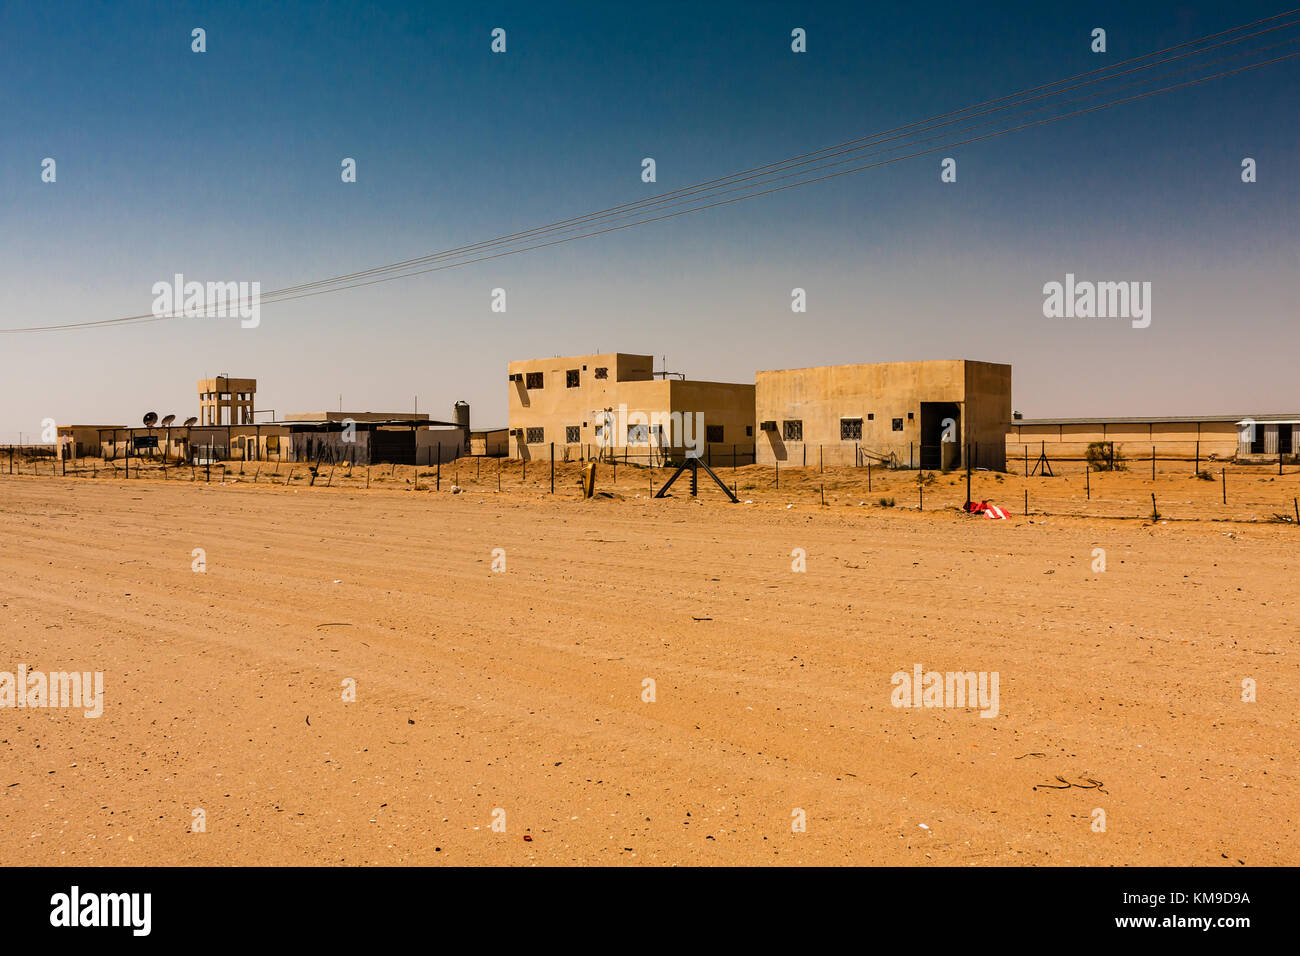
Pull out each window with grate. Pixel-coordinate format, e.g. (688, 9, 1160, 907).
(525, 372, 544, 389)
(892, 418, 903, 432)
(594, 367, 608, 379)
(566, 369, 580, 388)
(525, 427, 544, 443)
(841, 418, 862, 440)
(565, 425, 580, 443)
(783, 420, 803, 441)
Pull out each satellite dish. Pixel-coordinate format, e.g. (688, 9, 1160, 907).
(160, 414, 176, 427)
(143, 411, 158, 427)
(182, 416, 198, 427)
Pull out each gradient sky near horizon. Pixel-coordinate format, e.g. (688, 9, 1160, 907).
(1, 0, 1297, 441)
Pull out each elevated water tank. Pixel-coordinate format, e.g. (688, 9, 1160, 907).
(453, 401, 470, 450)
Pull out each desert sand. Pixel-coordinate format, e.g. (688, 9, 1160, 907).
(0, 466, 1295, 865)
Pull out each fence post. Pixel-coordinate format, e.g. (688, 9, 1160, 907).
(867, 460, 871, 493)
(965, 443, 971, 506)
(910, 442, 913, 470)
(1195, 440, 1199, 473)
(1024, 488, 1028, 516)
(1222, 468, 1226, 504)
(1086, 463, 1090, 500)
(819, 445, 823, 474)
(1152, 446, 1156, 481)
(436, 456, 441, 491)
(775, 459, 779, 490)
(550, 442, 555, 494)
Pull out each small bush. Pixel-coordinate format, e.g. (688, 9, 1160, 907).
(878, 496, 895, 508)
(1085, 441, 1125, 471)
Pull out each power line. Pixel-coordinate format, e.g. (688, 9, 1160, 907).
(5, 12, 1298, 334)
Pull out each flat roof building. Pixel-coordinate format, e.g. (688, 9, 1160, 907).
(507, 353, 755, 464)
(755, 359, 1012, 470)
(1008, 414, 1300, 463)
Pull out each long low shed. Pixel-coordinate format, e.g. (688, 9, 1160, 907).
(1007, 415, 1300, 462)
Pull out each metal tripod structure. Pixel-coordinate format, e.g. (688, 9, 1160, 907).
(654, 456, 738, 503)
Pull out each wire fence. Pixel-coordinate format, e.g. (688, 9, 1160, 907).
(5, 444, 1300, 524)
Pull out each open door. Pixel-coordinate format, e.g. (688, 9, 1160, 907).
(920, 402, 960, 470)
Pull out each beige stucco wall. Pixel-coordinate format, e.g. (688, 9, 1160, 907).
(754, 360, 1010, 469)
(507, 353, 753, 462)
(1006, 420, 1243, 464)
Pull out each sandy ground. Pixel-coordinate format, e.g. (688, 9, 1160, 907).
(0, 471, 1296, 865)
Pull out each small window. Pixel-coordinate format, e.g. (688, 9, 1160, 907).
(783, 420, 803, 441)
(892, 418, 904, 432)
(627, 423, 648, 443)
(525, 372, 544, 390)
(745, 425, 753, 437)
(867, 413, 874, 421)
(566, 369, 580, 388)
(525, 426, 544, 443)
(594, 424, 603, 437)
(907, 412, 914, 421)
(841, 418, 862, 440)
(594, 367, 608, 380)
(565, 425, 580, 443)
(706, 424, 723, 443)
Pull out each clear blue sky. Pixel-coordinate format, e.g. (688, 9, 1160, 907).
(2, 0, 1297, 439)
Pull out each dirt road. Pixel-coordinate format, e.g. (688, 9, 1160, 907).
(0, 475, 1294, 865)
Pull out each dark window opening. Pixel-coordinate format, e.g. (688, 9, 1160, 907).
(841, 418, 862, 440)
(706, 424, 724, 443)
(907, 412, 914, 421)
(594, 367, 608, 380)
(565, 425, 580, 443)
(525, 372, 544, 390)
(867, 413, 874, 421)
(745, 425, 753, 437)
(566, 369, 580, 388)
(783, 420, 803, 441)
(892, 418, 904, 432)
(525, 427, 544, 443)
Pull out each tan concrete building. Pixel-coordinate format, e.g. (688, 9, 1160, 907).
(755, 359, 1012, 470)
(198, 376, 257, 425)
(1007, 414, 1300, 465)
(507, 353, 755, 464)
